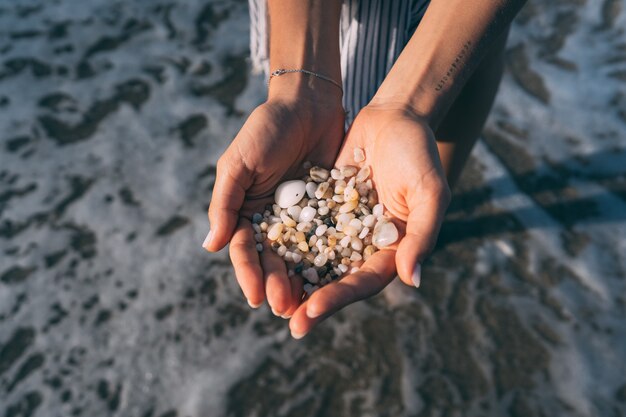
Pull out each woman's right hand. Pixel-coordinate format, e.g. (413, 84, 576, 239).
(204, 88, 345, 317)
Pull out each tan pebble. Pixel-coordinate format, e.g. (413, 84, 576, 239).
(356, 165, 371, 183)
(341, 247, 352, 257)
(364, 235, 372, 245)
(323, 187, 334, 199)
(343, 225, 358, 236)
(260, 222, 268, 232)
(356, 183, 369, 196)
(363, 245, 376, 260)
(310, 166, 330, 182)
(346, 188, 359, 202)
(295, 231, 306, 242)
(340, 166, 358, 177)
(315, 182, 330, 199)
(341, 257, 351, 266)
(267, 223, 284, 240)
(353, 147, 365, 163)
(297, 241, 309, 252)
(327, 235, 337, 247)
(332, 194, 345, 203)
(339, 200, 358, 213)
(327, 200, 337, 209)
(280, 211, 297, 227)
(367, 190, 378, 207)
(350, 251, 362, 262)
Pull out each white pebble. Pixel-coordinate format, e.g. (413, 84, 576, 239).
(305, 181, 317, 199)
(356, 165, 371, 183)
(351, 238, 363, 251)
(372, 218, 399, 249)
(338, 264, 349, 273)
(348, 218, 362, 231)
(318, 206, 330, 216)
(314, 253, 328, 267)
(315, 224, 328, 236)
(372, 203, 384, 217)
(358, 226, 370, 239)
(277, 245, 287, 257)
(330, 169, 344, 180)
(299, 206, 317, 223)
(287, 205, 302, 220)
(362, 214, 376, 228)
(303, 268, 319, 284)
(340, 235, 352, 248)
(275, 180, 306, 208)
(292, 253, 302, 263)
(353, 147, 365, 163)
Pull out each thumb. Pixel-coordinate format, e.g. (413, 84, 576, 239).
(395, 182, 451, 287)
(204, 157, 250, 252)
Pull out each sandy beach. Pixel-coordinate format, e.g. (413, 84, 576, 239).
(1, 0, 625, 415)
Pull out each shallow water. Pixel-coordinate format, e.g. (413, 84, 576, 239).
(1, 0, 625, 416)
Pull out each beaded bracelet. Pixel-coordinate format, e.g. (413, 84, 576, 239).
(268, 68, 343, 94)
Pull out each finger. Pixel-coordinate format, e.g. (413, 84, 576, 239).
(229, 218, 265, 307)
(205, 157, 251, 252)
(289, 249, 397, 338)
(260, 243, 292, 316)
(395, 183, 450, 288)
(280, 273, 304, 319)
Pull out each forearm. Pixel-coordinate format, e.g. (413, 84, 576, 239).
(371, 0, 526, 128)
(267, 0, 343, 102)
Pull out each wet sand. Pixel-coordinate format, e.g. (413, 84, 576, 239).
(1, 0, 625, 416)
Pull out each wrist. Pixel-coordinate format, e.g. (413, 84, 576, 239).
(268, 72, 343, 108)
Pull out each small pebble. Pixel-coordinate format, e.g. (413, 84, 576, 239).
(256, 243, 263, 252)
(275, 180, 306, 209)
(353, 147, 365, 163)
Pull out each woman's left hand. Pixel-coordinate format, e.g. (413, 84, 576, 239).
(287, 103, 452, 338)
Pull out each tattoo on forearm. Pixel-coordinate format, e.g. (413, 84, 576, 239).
(435, 41, 472, 92)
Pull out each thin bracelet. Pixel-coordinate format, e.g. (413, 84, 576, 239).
(268, 68, 343, 94)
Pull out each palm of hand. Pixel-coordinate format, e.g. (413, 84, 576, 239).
(209, 99, 345, 317)
(288, 106, 451, 337)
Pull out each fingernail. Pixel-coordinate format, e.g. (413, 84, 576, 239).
(412, 262, 422, 288)
(202, 230, 213, 249)
(291, 330, 307, 339)
(271, 307, 283, 317)
(306, 305, 322, 319)
(280, 313, 292, 319)
(247, 299, 262, 309)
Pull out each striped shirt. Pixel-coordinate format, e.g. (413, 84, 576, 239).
(249, 0, 431, 126)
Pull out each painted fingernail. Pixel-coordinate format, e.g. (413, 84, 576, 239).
(202, 230, 213, 249)
(291, 330, 307, 339)
(247, 299, 262, 309)
(412, 262, 422, 288)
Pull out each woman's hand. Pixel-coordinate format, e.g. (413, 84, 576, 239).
(288, 104, 451, 338)
(204, 92, 344, 317)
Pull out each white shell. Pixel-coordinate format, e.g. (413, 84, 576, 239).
(275, 180, 306, 208)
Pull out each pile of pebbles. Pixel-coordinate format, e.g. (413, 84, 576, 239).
(251, 148, 398, 295)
